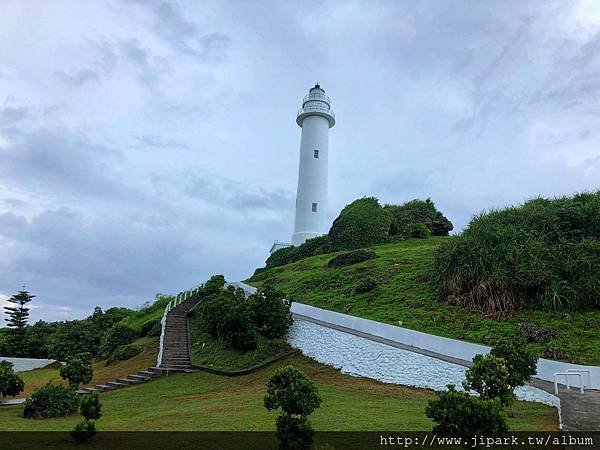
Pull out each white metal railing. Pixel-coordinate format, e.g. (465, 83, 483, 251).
(156, 285, 202, 367)
(554, 372, 584, 394)
(297, 105, 335, 119)
(303, 92, 330, 106)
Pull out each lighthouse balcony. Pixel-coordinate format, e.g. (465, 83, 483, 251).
(296, 105, 336, 127)
(302, 92, 331, 107)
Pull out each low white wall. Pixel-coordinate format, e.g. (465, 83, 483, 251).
(0, 357, 57, 372)
(233, 281, 600, 389)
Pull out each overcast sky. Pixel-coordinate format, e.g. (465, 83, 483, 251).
(1, 0, 599, 322)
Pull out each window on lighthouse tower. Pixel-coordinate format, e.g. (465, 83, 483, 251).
(314, 149, 319, 158)
(312, 203, 318, 212)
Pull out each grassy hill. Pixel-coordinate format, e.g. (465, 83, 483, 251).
(246, 237, 600, 365)
(0, 354, 556, 435)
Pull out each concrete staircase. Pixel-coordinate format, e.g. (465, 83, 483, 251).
(77, 291, 200, 395)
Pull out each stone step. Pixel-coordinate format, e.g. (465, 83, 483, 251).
(117, 377, 142, 385)
(138, 370, 158, 378)
(77, 387, 93, 394)
(161, 364, 192, 370)
(128, 374, 151, 382)
(94, 384, 115, 392)
(106, 381, 128, 389)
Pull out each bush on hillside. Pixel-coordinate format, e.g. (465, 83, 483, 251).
(327, 249, 377, 268)
(355, 277, 377, 294)
(24, 382, 79, 418)
(433, 192, 600, 315)
(426, 385, 508, 437)
(60, 352, 93, 387)
(247, 287, 293, 339)
(328, 197, 392, 251)
(385, 198, 453, 237)
(99, 324, 136, 356)
(463, 354, 514, 408)
(408, 223, 432, 238)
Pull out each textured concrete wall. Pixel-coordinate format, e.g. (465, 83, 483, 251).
(233, 282, 600, 390)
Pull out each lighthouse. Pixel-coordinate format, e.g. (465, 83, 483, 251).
(269, 83, 335, 254)
(291, 83, 336, 246)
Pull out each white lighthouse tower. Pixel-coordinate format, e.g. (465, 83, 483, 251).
(291, 83, 336, 246)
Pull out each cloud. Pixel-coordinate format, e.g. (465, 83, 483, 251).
(132, 134, 188, 149)
(55, 69, 100, 86)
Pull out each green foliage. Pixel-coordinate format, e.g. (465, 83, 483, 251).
(99, 324, 135, 356)
(46, 320, 99, 361)
(355, 277, 377, 294)
(408, 222, 432, 238)
(426, 385, 508, 438)
(434, 191, 600, 314)
(24, 382, 79, 418)
(25, 320, 53, 359)
(80, 392, 102, 421)
(264, 365, 322, 417)
(105, 344, 142, 365)
(199, 285, 258, 351)
(247, 287, 293, 339)
(329, 197, 392, 251)
(385, 198, 453, 237)
(275, 415, 315, 450)
(327, 249, 377, 268)
(490, 337, 538, 391)
(60, 352, 93, 387)
(0, 329, 8, 356)
(0, 360, 25, 398)
(71, 419, 96, 443)
(463, 354, 514, 408)
(3, 289, 35, 357)
(203, 274, 226, 296)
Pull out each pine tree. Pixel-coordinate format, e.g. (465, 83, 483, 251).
(3, 288, 35, 357)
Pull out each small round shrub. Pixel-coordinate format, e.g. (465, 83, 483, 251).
(408, 223, 432, 238)
(0, 360, 24, 398)
(99, 324, 135, 356)
(80, 391, 102, 421)
(24, 382, 79, 418)
(355, 277, 377, 294)
(60, 352, 93, 387)
(247, 287, 293, 339)
(71, 419, 96, 443)
(327, 249, 377, 268)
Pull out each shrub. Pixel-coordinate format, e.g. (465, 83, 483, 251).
(199, 285, 258, 351)
(247, 287, 293, 339)
(80, 392, 102, 421)
(426, 385, 508, 438)
(202, 274, 226, 296)
(99, 324, 135, 356)
(105, 344, 142, 365)
(463, 354, 514, 408)
(265, 246, 299, 270)
(71, 420, 96, 443)
(386, 198, 453, 237)
(517, 323, 557, 343)
(264, 365, 322, 449)
(327, 249, 377, 268)
(328, 197, 392, 251)
(24, 382, 79, 418)
(139, 318, 160, 337)
(355, 277, 377, 294)
(60, 352, 93, 387)
(408, 223, 431, 238)
(433, 192, 600, 314)
(0, 360, 24, 398)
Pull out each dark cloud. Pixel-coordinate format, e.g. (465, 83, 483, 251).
(132, 134, 189, 149)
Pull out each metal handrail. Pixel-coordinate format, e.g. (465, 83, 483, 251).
(297, 106, 335, 118)
(303, 93, 330, 106)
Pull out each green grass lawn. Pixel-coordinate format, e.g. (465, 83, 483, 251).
(246, 237, 600, 365)
(0, 355, 557, 433)
(188, 312, 293, 371)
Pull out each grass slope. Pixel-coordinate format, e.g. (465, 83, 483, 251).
(246, 237, 600, 365)
(0, 355, 556, 433)
(188, 313, 292, 371)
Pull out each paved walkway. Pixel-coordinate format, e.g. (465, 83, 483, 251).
(294, 313, 600, 432)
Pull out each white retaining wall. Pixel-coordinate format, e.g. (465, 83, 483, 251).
(232, 281, 600, 389)
(0, 357, 57, 372)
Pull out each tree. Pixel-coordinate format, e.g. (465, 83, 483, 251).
(60, 352, 93, 387)
(264, 365, 321, 449)
(247, 287, 293, 339)
(0, 360, 24, 398)
(3, 289, 35, 357)
(99, 324, 135, 356)
(71, 391, 102, 443)
(25, 320, 53, 359)
(426, 385, 508, 439)
(490, 337, 538, 416)
(463, 354, 514, 409)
